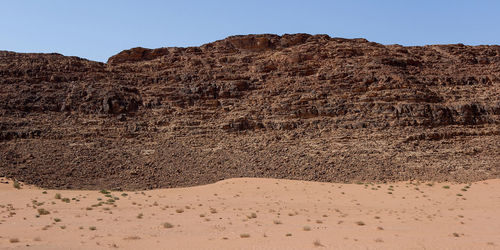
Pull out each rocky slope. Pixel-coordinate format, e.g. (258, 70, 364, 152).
(1, 34, 499, 189)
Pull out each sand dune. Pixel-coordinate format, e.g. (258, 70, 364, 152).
(1, 178, 499, 249)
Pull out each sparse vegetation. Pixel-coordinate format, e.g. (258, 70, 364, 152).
(54, 218, 61, 222)
(247, 212, 257, 219)
(313, 240, 323, 247)
(303, 226, 311, 231)
(13, 180, 21, 189)
(163, 222, 174, 228)
(89, 226, 96, 231)
(9, 238, 20, 243)
(273, 220, 282, 225)
(55, 193, 61, 199)
(37, 208, 50, 215)
(355, 221, 365, 226)
(443, 185, 450, 189)
(240, 233, 250, 238)
(100, 190, 110, 195)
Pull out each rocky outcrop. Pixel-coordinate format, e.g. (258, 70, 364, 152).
(0, 34, 499, 190)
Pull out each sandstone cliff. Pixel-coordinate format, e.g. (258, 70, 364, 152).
(1, 34, 499, 189)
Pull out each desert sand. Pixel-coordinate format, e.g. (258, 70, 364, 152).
(1, 178, 499, 249)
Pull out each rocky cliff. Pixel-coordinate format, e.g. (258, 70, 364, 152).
(1, 34, 499, 189)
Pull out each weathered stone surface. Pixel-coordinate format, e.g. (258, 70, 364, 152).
(0, 34, 499, 190)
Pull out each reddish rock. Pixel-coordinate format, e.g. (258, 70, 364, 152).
(0, 34, 499, 190)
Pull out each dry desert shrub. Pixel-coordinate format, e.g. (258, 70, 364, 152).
(355, 221, 365, 226)
(247, 212, 257, 219)
(313, 240, 323, 247)
(37, 208, 50, 215)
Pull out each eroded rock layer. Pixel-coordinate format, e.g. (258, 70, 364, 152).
(1, 34, 499, 189)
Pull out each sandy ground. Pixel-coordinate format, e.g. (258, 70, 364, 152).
(0, 178, 499, 250)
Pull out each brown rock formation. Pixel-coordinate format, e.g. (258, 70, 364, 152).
(1, 34, 499, 189)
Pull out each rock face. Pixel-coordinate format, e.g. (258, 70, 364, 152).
(0, 34, 499, 190)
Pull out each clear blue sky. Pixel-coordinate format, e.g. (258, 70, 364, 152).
(1, 0, 499, 62)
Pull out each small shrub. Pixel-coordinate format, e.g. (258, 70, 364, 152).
(355, 221, 365, 226)
(240, 233, 250, 238)
(9, 238, 19, 243)
(163, 222, 174, 228)
(54, 193, 61, 199)
(313, 240, 323, 247)
(303, 226, 311, 231)
(89, 226, 96, 231)
(54, 218, 61, 222)
(442, 186, 450, 189)
(37, 208, 50, 215)
(13, 181, 21, 189)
